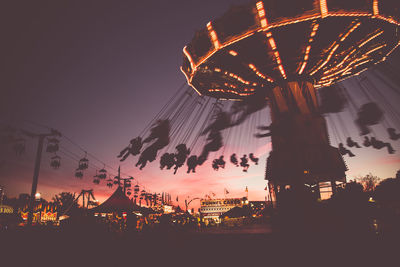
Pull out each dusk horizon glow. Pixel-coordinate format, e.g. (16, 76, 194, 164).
(1, 0, 399, 211)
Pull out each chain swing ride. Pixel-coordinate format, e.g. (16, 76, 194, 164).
(118, 0, 400, 201)
(1, 0, 400, 206)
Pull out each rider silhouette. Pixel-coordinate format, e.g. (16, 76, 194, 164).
(187, 155, 198, 173)
(118, 136, 143, 161)
(388, 128, 400, 141)
(230, 153, 239, 166)
(370, 137, 395, 154)
(173, 144, 190, 174)
(346, 137, 361, 148)
(338, 143, 355, 157)
(240, 154, 250, 172)
(249, 153, 259, 165)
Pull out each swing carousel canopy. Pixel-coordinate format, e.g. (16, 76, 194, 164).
(181, 0, 400, 100)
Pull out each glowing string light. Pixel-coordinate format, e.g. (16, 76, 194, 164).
(324, 29, 384, 75)
(248, 63, 274, 83)
(309, 43, 339, 75)
(266, 32, 287, 79)
(364, 43, 387, 56)
(309, 21, 361, 75)
(214, 67, 253, 85)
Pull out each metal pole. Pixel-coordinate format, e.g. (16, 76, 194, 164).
(27, 135, 45, 226)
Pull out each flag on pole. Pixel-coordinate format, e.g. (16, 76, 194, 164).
(224, 188, 229, 194)
(245, 186, 248, 193)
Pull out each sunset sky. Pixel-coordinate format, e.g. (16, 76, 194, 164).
(1, 0, 399, 210)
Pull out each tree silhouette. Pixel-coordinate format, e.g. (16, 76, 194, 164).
(355, 173, 380, 192)
(373, 175, 400, 235)
(374, 178, 400, 203)
(52, 192, 78, 215)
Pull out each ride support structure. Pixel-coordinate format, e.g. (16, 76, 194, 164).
(265, 81, 347, 202)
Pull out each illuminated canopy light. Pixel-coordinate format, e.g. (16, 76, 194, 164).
(256, 1, 269, 29)
(214, 67, 253, 85)
(352, 58, 373, 69)
(340, 21, 361, 42)
(229, 50, 238, 56)
(256, 1, 286, 80)
(192, 31, 256, 73)
(373, 0, 379, 16)
(359, 30, 384, 48)
(248, 63, 274, 83)
(207, 22, 221, 50)
(320, 0, 328, 18)
(266, 32, 287, 79)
